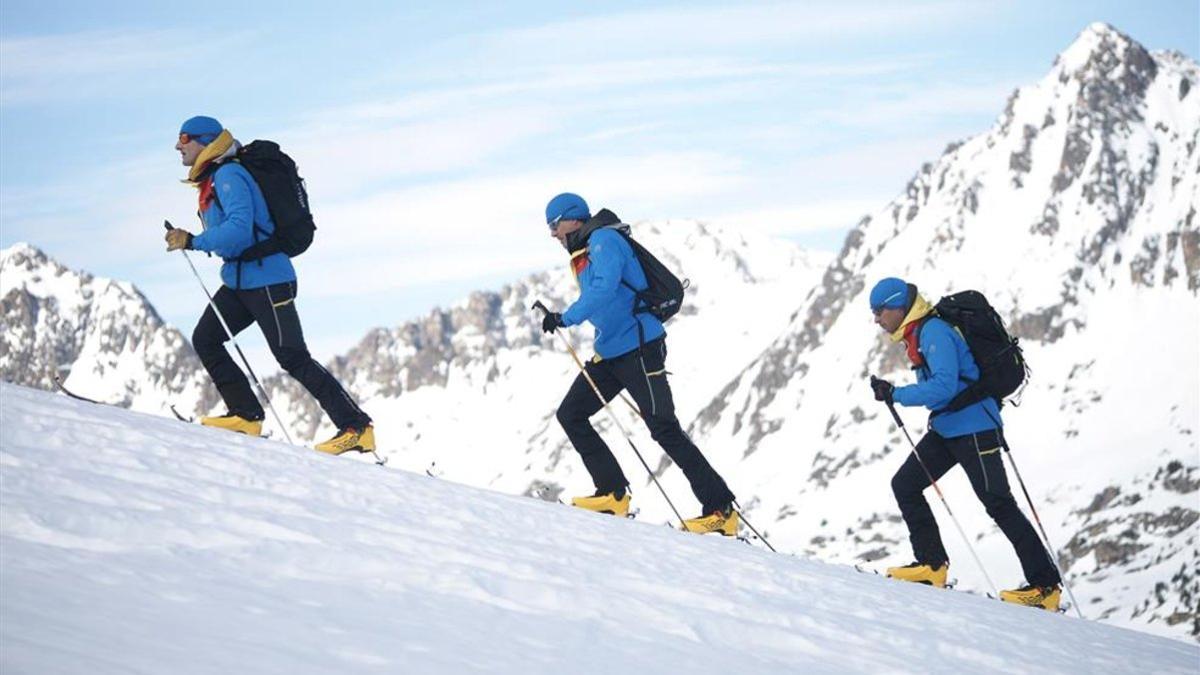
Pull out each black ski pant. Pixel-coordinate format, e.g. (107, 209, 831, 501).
(891, 428, 1061, 587)
(191, 281, 371, 432)
(556, 337, 735, 514)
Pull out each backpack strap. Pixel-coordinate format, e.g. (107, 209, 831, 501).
(924, 318, 988, 418)
(614, 236, 650, 353)
(610, 229, 657, 322)
(620, 279, 653, 313)
(212, 160, 277, 266)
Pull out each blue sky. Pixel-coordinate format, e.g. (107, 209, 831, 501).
(1, 1, 1196, 369)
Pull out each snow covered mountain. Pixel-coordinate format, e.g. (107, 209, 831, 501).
(686, 23, 1199, 641)
(0, 243, 216, 417)
(1, 21, 1195, 645)
(2, 382, 1197, 674)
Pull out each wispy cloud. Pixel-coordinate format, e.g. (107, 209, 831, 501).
(285, 105, 561, 199)
(0, 29, 189, 76)
(482, 2, 990, 56)
(807, 80, 1025, 129)
(0, 28, 250, 105)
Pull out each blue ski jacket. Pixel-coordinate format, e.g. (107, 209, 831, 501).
(892, 296, 1002, 438)
(192, 161, 295, 290)
(561, 212, 665, 359)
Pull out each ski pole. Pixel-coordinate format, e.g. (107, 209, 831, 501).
(599, 367, 778, 552)
(983, 409, 1084, 619)
(533, 300, 686, 528)
(166, 220, 294, 446)
(731, 500, 777, 552)
(876, 382, 997, 595)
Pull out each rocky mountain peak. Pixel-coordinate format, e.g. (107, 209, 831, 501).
(2, 242, 57, 271)
(0, 242, 216, 415)
(1055, 23, 1157, 94)
(2, 243, 92, 304)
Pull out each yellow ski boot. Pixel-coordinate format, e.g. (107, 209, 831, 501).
(200, 413, 263, 436)
(1000, 584, 1061, 611)
(315, 425, 376, 455)
(682, 508, 739, 536)
(570, 490, 631, 517)
(886, 562, 949, 588)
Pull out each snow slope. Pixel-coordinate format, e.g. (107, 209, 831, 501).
(1, 383, 1195, 674)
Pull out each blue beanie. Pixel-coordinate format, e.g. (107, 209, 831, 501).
(545, 193, 590, 225)
(869, 277, 909, 312)
(179, 116, 223, 146)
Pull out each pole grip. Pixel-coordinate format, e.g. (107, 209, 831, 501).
(531, 300, 550, 317)
(871, 376, 905, 428)
(164, 220, 173, 231)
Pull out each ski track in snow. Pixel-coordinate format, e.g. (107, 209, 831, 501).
(1, 384, 1195, 674)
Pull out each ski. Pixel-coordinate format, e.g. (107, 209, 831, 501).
(168, 404, 194, 423)
(52, 376, 386, 466)
(854, 564, 958, 589)
(736, 529, 775, 552)
(853, 564, 880, 576)
(550, 496, 773, 546)
(554, 498, 637, 519)
(859, 564, 1071, 613)
(52, 376, 107, 405)
(56, 376, 196, 424)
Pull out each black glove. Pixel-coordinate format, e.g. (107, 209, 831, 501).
(541, 311, 563, 334)
(870, 376, 894, 404)
(165, 228, 194, 252)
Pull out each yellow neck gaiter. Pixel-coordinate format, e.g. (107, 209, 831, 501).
(889, 294, 934, 343)
(186, 130, 235, 183)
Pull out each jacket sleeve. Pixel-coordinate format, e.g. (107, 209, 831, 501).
(191, 165, 256, 258)
(561, 230, 624, 327)
(894, 321, 961, 410)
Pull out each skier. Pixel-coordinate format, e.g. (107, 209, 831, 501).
(868, 277, 1063, 610)
(165, 115, 374, 455)
(539, 192, 738, 535)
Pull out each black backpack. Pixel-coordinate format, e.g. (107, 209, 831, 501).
(921, 290, 1029, 414)
(617, 231, 689, 323)
(228, 140, 316, 261)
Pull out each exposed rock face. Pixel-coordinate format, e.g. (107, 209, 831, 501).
(0, 244, 216, 416)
